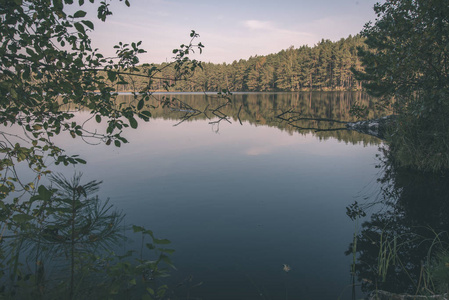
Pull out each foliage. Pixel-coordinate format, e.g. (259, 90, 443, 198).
(0, 173, 175, 299)
(0, 0, 204, 202)
(427, 250, 449, 295)
(112, 36, 366, 93)
(346, 148, 449, 296)
(354, 0, 449, 171)
(0, 1, 200, 298)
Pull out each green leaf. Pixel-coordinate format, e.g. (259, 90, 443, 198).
(81, 20, 94, 30)
(129, 117, 138, 129)
(132, 225, 145, 232)
(12, 214, 34, 223)
(37, 185, 52, 201)
(53, 0, 63, 9)
(157, 286, 168, 297)
(73, 10, 87, 18)
(74, 22, 85, 34)
(146, 288, 155, 296)
(107, 71, 116, 82)
(95, 115, 101, 123)
(114, 140, 121, 147)
(26, 48, 35, 57)
(141, 110, 151, 117)
(154, 238, 171, 245)
(137, 99, 144, 110)
(75, 158, 87, 164)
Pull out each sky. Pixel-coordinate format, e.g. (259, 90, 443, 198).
(80, 0, 381, 64)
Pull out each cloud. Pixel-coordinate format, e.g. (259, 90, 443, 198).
(244, 20, 274, 31)
(242, 19, 314, 40)
(192, 19, 317, 63)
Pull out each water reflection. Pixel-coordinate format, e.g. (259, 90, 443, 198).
(113, 92, 384, 145)
(2, 92, 387, 299)
(347, 148, 449, 296)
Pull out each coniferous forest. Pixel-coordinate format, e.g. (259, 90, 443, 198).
(3, 1, 449, 299)
(116, 35, 366, 92)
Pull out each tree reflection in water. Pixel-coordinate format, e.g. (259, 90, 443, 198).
(347, 147, 449, 296)
(0, 173, 174, 300)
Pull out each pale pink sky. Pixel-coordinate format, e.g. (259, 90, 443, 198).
(78, 0, 381, 64)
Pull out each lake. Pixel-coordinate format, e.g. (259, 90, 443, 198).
(40, 92, 387, 299)
(2, 90, 448, 299)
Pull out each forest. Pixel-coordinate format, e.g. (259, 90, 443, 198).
(115, 35, 366, 93)
(2, 0, 449, 298)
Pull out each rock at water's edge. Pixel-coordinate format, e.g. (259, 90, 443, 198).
(346, 115, 396, 139)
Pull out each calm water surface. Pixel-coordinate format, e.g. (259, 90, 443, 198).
(54, 92, 384, 299)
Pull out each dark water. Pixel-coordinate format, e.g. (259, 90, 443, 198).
(42, 92, 386, 299)
(4, 92, 448, 299)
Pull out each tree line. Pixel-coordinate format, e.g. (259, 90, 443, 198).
(114, 35, 366, 93)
